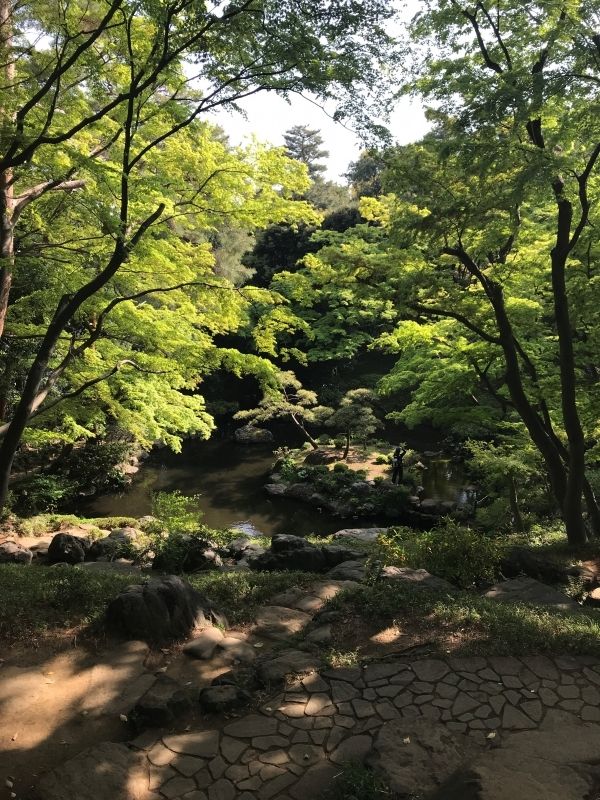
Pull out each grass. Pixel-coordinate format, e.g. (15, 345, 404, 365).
(324, 581, 600, 659)
(11, 513, 139, 537)
(321, 762, 393, 799)
(0, 564, 320, 645)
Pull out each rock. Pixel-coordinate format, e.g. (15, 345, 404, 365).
(129, 674, 192, 732)
(254, 605, 312, 640)
(0, 540, 33, 564)
(234, 424, 274, 444)
(182, 545, 223, 573)
(105, 574, 226, 643)
(47, 532, 88, 564)
(502, 546, 595, 585)
(251, 535, 360, 574)
(199, 685, 248, 712)
(332, 528, 387, 543)
(586, 587, 600, 607)
(87, 527, 142, 560)
(430, 720, 600, 800)
(218, 637, 257, 664)
(327, 560, 367, 581)
(303, 449, 338, 465)
(382, 566, 458, 592)
(368, 718, 477, 797)
(305, 625, 332, 644)
(183, 627, 225, 659)
(257, 650, 322, 683)
(483, 577, 580, 611)
(265, 483, 287, 497)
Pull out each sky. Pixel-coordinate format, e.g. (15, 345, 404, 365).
(207, 0, 429, 182)
(208, 93, 430, 182)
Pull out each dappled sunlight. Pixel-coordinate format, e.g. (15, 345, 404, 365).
(0, 640, 153, 796)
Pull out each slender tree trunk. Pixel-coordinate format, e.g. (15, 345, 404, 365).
(508, 473, 524, 533)
(551, 192, 588, 546)
(0, 0, 15, 339)
(343, 431, 350, 460)
(290, 413, 318, 448)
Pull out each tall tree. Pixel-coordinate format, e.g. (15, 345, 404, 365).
(284, 126, 329, 180)
(0, 0, 400, 511)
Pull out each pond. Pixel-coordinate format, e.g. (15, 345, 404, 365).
(82, 439, 468, 537)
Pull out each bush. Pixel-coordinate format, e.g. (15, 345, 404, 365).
(61, 440, 130, 494)
(333, 437, 346, 449)
(150, 490, 202, 535)
(13, 475, 76, 514)
(332, 462, 350, 473)
(413, 519, 502, 588)
(278, 455, 299, 482)
(373, 453, 391, 465)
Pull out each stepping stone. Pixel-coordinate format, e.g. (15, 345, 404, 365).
(163, 731, 220, 758)
(412, 659, 449, 682)
(258, 650, 321, 682)
(223, 714, 279, 738)
(305, 624, 332, 643)
(218, 637, 257, 664)
(255, 606, 312, 640)
(484, 577, 579, 611)
(330, 734, 373, 764)
(289, 762, 340, 798)
(183, 627, 224, 659)
(502, 705, 537, 730)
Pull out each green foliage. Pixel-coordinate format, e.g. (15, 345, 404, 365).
(413, 520, 502, 589)
(13, 475, 76, 514)
(150, 491, 202, 536)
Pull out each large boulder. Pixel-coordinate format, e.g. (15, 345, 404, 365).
(250, 534, 359, 574)
(303, 449, 339, 465)
(501, 545, 595, 585)
(0, 540, 33, 564)
(87, 527, 142, 561)
(105, 575, 227, 643)
(234, 423, 274, 444)
(47, 532, 88, 564)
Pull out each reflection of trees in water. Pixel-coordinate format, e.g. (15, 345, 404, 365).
(422, 458, 465, 502)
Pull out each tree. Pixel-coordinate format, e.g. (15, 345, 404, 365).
(0, 0, 400, 510)
(284, 126, 329, 180)
(234, 370, 322, 447)
(319, 388, 381, 459)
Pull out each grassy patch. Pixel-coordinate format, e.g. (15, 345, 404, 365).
(325, 582, 600, 659)
(0, 565, 320, 644)
(0, 564, 138, 643)
(321, 762, 393, 799)
(12, 513, 139, 536)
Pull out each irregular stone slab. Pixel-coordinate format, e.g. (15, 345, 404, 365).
(430, 720, 600, 800)
(332, 528, 386, 543)
(289, 762, 339, 798)
(220, 736, 247, 763)
(368, 718, 477, 796)
(255, 606, 312, 640)
(33, 742, 149, 799)
(163, 731, 220, 758)
(484, 577, 579, 611)
(199, 685, 248, 712)
(330, 734, 373, 765)
(412, 659, 449, 682)
(381, 566, 457, 593)
(502, 705, 537, 730)
(258, 650, 321, 683)
(223, 714, 279, 738)
(183, 627, 224, 659)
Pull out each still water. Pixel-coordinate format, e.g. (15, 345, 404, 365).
(83, 440, 467, 537)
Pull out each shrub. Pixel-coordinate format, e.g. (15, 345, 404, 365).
(150, 490, 202, 535)
(373, 453, 391, 465)
(278, 455, 299, 482)
(332, 462, 350, 473)
(13, 475, 76, 514)
(61, 440, 130, 494)
(414, 519, 502, 588)
(333, 437, 346, 449)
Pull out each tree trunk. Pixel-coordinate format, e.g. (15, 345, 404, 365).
(290, 413, 318, 448)
(551, 195, 588, 546)
(0, 0, 15, 339)
(508, 473, 524, 533)
(343, 431, 350, 460)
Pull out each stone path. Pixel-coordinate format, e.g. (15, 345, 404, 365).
(31, 575, 600, 800)
(35, 652, 600, 799)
